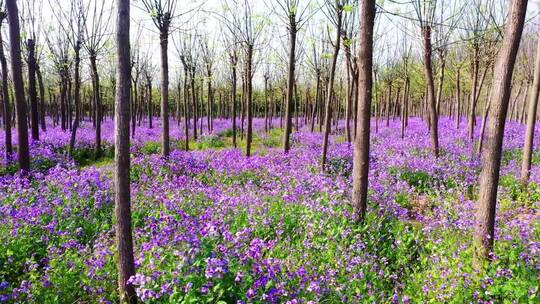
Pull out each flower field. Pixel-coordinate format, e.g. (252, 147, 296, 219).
(0, 117, 538, 303)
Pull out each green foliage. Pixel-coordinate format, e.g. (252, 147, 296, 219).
(196, 135, 225, 150)
(0, 182, 114, 303)
(326, 157, 353, 178)
(499, 175, 540, 208)
(0, 157, 57, 176)
(260, 129, 282, 148)
(389, 167, 434, 194)
(140, 141, 161, 155)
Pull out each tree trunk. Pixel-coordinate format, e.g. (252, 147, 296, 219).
(474, 0, 527, 263)
(521, 27, 540, 184)
(27, 39, 39, 141)
(147, 76, 153, 128)
(90, 54, 102, 158)
(0, 16, 12, 159)
(231, 57, 237, 148)
(352, 0, 375, 222)
(345, 56, 352, 143)
(264, 76, 269, 133)
(68, 43, 81, 157)
(60, 75, 67, 131)
(160, 31, 170, 157)
(36, 65, 46, 131)
(182, 69, 189, 150)
(283, 19, 297, 152)
(207, 72, 213, 133)
(468, 50, 480, 140)
(455, 67, 461, 128)
(477, 99, 491, 155)
(115, 0, 137, 302)
(131, 78, 138, 137)
(321, 8, 342, 169)
(421, 25, 439, 157)
(6, 0, 29, 171)
(191, 69, 197, 140)
(401, 77, 409, 139)
(246, 45, 254, 157)
(310, 72, 320, 132)
(435, 52, 446, 116)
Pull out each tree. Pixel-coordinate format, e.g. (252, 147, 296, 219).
(83, 0, 111, 158)
(520, 23, 540, 184)
(140, 0, 177, 157)
(6, 0, 30, 172)
(21, 0, 43, 141)
(462, 0, 495, 141)
(229, 41, 239, 148)
(321, 0, 349, 168)
(352, 0, 375, 222)
(474, 0, 528, 263)
(114, 0, 137, 302)
(0, 8, 12, 160)
(221, 0, 266, 157)
(50, 0, 86, 156)
(412, 0, 440, 158)
(275, 0, 311, 153)
(26, 38, 39, 141)
(200, 36, 215, 133)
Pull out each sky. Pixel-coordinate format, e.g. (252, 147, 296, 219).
(18, 0, 540, 88)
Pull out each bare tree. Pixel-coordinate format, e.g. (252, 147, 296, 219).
(6, 0, 30, 171)
(520, 21, 540, 184)
(412, 0, 440, 157)
(0, 7, 12, 159)
(200, 36, 215, 133)
(462, 0, 496, 141)
(82, 0, 111, 158)
(49, 0, 87, 156)
(221, 0, 266, 157)
(474, 0, 528, 263)
(21, 0, 43, 141)
(228, 39, 239, 147)
(140, 0, 177, 157)
(321, 0, 350, 168)
(44, 25, 70, 132)
(273, 0, 312, 152)
(114, 0, 136, 302)
(352, 0, 376, 222)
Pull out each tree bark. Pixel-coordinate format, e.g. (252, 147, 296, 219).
(231, 54, 237, 148)
(246, 45, 254, 157)
(0, 15, 12, 159)
(160, 31, 170, 157)
(68, 42, 81, 157)
(27, 39, 39, 141)
(90, 54, 102, 158)
(191, 68, 197, 140)
(455, 67, 461, 129)
(421, 25, 439, 157)
(283, 16, 296, 152)
(6, 0, 29, 171)
(147, 76, 153, 129)
(352, 0, 375, 222)
(521, 26, 540, 184)
(321, 7, 342, 169)
(115, 0, 137, 302)
(474, 0, 528, 263)
(36, 65, 46, 131)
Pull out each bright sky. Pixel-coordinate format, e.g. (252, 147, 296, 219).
(18, 0, 540, 88)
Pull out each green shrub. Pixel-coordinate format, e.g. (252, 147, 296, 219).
(140, 141, 161, 155)
(197, 135, 225, 150)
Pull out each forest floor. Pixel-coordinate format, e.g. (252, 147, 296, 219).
(0, 117, 539, 303)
